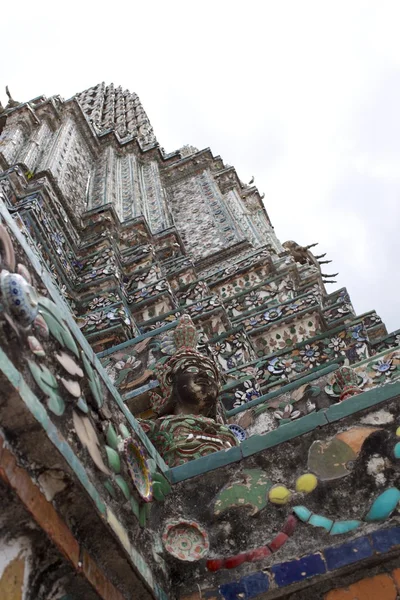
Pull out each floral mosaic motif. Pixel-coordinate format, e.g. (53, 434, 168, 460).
(77, 304, 134, 338)
(240, 294, 317, 333)
(367, 353, 399, 384)
(224, 325, 370, 403)
(373, 330, 400, 354)
(204, 248, 272, 288)
(0, 218, 176, 527)
(323, 302, 355, 324)
(225, 280, 295, 320)
(124, 436, 153, 502)
(162, 520, 209, 562)
(274, 403, 301, 422)
(28, 360, 66, 416)
(208, 328, 255, 371)
(251, 314, 320, 356)
(233, 379, 261, 408)
(176, 280, 210, 306)
(128, 278, 172, 304)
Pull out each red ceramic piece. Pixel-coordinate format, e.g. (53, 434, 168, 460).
(268, 532, 289, 553)
(246, 546, 271, 562)
(224, 553, 247, 569)
(282, 514, 297, 537)
(206, 558, 225, 572)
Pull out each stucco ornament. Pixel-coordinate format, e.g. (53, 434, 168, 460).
(139, 315, 238, 467)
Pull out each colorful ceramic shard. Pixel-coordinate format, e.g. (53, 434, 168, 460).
(162, 520, 209, 561)
(124, 436, 153, 501)
(365, 488, 400, 522)
(1, 271, 39, 327)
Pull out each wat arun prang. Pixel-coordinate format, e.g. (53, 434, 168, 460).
(0, 84, 399, 600)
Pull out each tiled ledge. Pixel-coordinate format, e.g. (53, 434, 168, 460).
(225, 362, 339, 417)
(179, 525, 400, 600)
(167, 380, 400, 483)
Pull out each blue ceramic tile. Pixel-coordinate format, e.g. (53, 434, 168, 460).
(271, 553, 326, 587)
(242, 572, 269, 597)
(324, 536, 372, 570)
(220, 581, 246, 600)
(371, 526, 400, 553)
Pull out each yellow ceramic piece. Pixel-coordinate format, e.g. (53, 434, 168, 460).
(295, 473, 318, 493)
(396, 427, 400, 437)
(268, 485, 291, 505)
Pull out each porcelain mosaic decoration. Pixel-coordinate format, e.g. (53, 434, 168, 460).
(1, 82, 400, 600)
(162, 520, 210, 562)
(124, 436, 153, 502)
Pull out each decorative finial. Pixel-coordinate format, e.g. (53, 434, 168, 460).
(5, 86, 20, 109)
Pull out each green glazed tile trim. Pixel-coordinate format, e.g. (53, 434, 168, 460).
(241, 410, 328, 458)
(168, 446, 242, 484)
(232, 290, 314, 323)
(227, 363, 339, 417)
(245, 306, 322, 338)
(208, 324, 245, 344)
(123, 380, 159, 401)
(97, 321, 177, 358)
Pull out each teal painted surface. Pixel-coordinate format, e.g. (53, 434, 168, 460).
(330, 520, 361, 535)
(365, 488, 400, 522)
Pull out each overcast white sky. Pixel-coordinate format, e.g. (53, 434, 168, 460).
(2, 1, 400, 333)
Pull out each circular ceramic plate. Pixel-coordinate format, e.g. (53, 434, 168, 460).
(228, 424, 247, 441)
(124, 437, 153, 502)
(162, 520, 209, 561)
